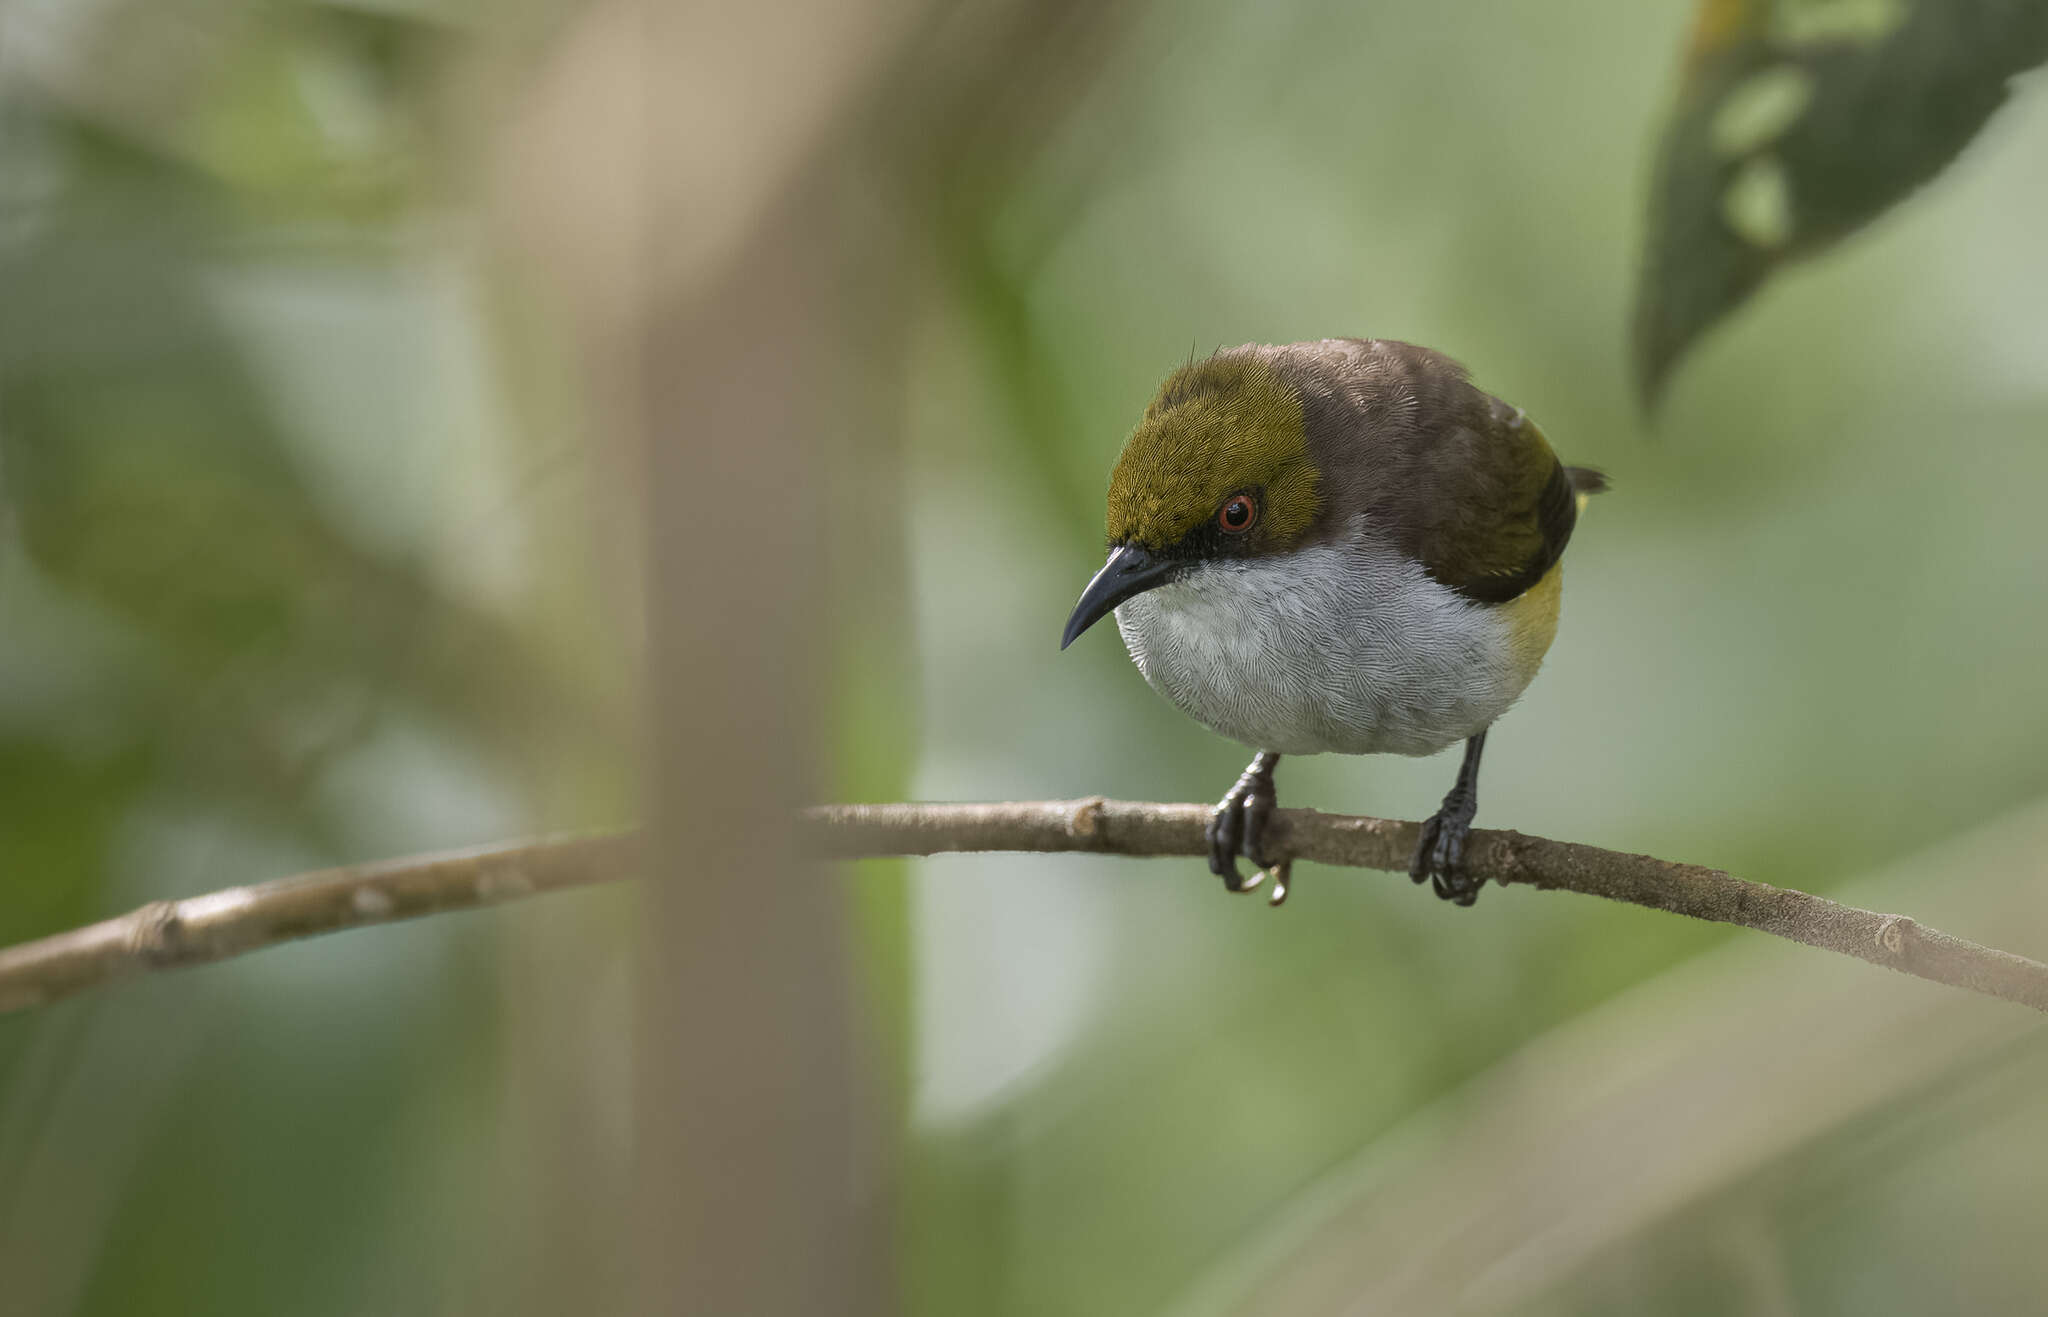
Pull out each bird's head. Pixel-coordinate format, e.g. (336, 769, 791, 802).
(1061, 350, 1324, 648)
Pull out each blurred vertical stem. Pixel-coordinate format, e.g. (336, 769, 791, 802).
(634, 3, 915, 1312)
(638, 183, 892, 1314)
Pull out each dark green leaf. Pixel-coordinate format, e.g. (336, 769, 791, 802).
(1634, 0, 2048, 405)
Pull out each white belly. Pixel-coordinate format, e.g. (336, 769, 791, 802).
(1113, 535, 1543, 757)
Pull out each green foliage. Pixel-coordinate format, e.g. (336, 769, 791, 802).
(0, 6, 633, 1310)
(1634, 0, 2048, 403)
(4, 1, 2048, 1313)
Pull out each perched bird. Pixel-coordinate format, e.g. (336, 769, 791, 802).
(1060, 339, 1604, 906)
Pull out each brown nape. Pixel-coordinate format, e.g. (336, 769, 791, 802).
(1265, 337, 1587, 605)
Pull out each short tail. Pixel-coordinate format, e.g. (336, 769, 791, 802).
(1566, 465, 1608, 514)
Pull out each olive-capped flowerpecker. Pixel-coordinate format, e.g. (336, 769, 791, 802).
(1061, 338, 1604, 906)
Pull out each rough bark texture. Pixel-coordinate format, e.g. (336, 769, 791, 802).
(3, 799, 2046, 1015)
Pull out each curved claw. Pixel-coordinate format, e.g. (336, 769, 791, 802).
(1210, 752, 1284, 900)
(1438, 820, 1478, 905)
(1413, 806, 1481, 905)
(1409, 816, 1441, 885)
(1241, 779, 1276, 871)
(1207, 796, 1247, 890)
(1413, 731, 1488, 906)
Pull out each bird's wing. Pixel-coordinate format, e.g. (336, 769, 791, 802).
(1420, 392, 1579, 604)
(1278, 339, 1584, 606)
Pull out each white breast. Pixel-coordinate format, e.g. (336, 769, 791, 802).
(1112, 531, 1541, 757)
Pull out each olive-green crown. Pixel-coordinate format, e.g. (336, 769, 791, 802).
(1105, 351, 1321, 551)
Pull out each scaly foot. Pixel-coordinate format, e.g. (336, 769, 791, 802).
(1207, 752, 1291, 905)
(1409, 731, 1489, 906)
(1410, 798, 1480, 905)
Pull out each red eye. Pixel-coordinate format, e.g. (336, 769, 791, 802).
(1217, 493, 1258, 533)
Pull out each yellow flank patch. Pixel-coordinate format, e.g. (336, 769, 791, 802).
(1500, 560, 1563, 682)
(1105, 354, 1321, 549)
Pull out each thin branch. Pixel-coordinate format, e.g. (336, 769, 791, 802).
(2, 799, 2045, 1015)
(0, 834, 641, 1014)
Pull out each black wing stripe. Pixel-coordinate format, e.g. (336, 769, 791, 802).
(1452, 459, 1577, 605)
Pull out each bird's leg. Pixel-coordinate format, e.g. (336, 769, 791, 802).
(1207, 751, 1287, 902)
(1411, 731, 1487, 906)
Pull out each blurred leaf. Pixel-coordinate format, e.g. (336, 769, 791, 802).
(0, 742, 153, 947)
(1172, 798, 2048, 1317)
(1634, 0, 2048, 404)
(0, 106, 613, 929)
(892, 0, 1139, 547)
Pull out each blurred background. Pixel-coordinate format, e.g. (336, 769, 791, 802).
(3, 0, 2048, 1313)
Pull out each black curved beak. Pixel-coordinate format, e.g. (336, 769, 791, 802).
(1061, 544, 1178, 650)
